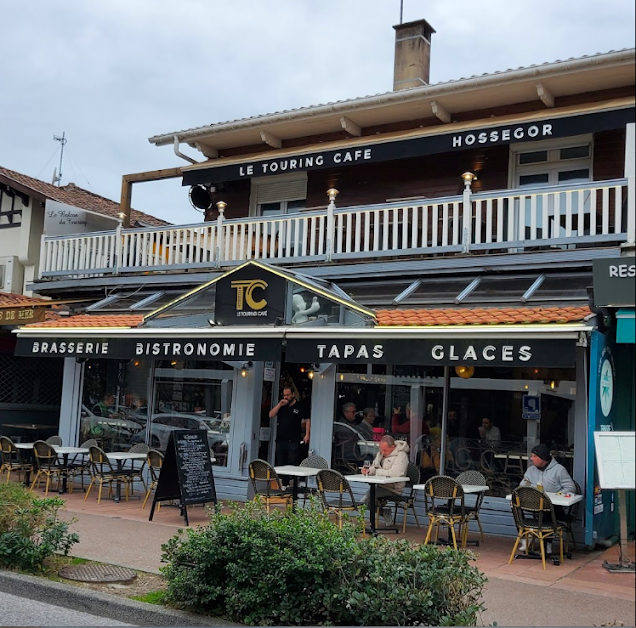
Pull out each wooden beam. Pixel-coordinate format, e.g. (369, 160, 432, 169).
(537, 84, 555, 108)
(340, 116, 362, 137)
(431, 100, 452, 124)
(260, 131, 282, 149)
(119, 167, 183, 227)
(192, 142, 219, 159)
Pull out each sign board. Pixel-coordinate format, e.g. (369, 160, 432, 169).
(285, 338, 576, 367)
(15, 336, 282, 361)
(149, 429, 217, 526)
(522, 394, 541, 420)
(0, 306, 46, 326)
(183, 108, 634, 185)
(592, 258, 636, 307)
(215, 263, 286, 326)
(594, 431, 635, 490)
(44, 200, 118, 236)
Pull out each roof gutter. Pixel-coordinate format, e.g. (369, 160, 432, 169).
(173, 135, 200, 164)
(149, 49, 635, 146)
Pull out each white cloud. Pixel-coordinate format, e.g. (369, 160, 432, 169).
(1, 0, 633, 223)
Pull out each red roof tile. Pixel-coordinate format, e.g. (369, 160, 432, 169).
(375, 306, 592, 327)
(0, 292, 52, 308)
(0, 166, 169, 227)
(26, 314, 144, 329)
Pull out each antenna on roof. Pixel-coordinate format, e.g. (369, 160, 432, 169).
(399, 0, 404, 24)
(52, 132, 67, 186)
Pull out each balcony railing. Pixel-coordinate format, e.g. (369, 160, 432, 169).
(39, 179, 630, 279)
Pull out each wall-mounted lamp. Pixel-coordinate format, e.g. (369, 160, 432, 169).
(455, 365, 475, 379)
(240, 361, 253, 378)
(326, 188, 339, 203)
(461, 171, 478, 189)
(307, 370, 315, 380)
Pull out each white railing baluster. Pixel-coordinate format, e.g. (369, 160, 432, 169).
(529, 196, 537, 241)
(432, 205, 439, 247)
(565, 191, 573, 238)
(614, 185, 622, 234)
(602, 187, 610, 234)
(485, 199, 493, 243)
(474, 200, 482, 245)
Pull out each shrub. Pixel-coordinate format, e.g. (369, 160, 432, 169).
(0, 483, 79, 572)
(162, 500, 485, 626)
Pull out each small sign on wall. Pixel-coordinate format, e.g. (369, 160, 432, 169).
(44, 200, 117, 236)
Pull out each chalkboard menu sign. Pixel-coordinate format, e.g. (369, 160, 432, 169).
(149, 429, 217, 526)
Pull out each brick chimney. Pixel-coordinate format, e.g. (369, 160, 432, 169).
(393, 19, 436, 91)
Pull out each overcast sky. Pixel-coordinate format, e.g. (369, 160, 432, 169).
(1, 0, 634, 224)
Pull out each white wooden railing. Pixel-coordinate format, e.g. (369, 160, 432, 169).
(39, 179, 629, 278)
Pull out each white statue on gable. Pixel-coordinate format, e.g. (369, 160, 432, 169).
(292, 294, 321, 324)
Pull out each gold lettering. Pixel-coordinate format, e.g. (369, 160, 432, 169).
(230, 279, 268, 311)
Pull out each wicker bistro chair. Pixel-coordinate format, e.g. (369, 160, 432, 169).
(422, 475, 468, 550)
(66, 439, 97, 493)
(297, 455, 329, 506)
(248, 459, 293, 514)
(376, 462, 422, 533)
(30, 440, 64, 495)
(46, 435, 63, 446)
(121, 443, 150, 495)
(316, 469, 364, 533)
(456, 470, 488, 542)
(0, 435, 32, 483)
(509, 487, 566, 569)
(85, 446, 132, 504)
(142, 449, 164, 509)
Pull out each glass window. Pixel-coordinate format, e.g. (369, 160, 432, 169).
(81, 360, 150, 452)
(519, 173, 550, 187)
(518, 150, 548, 165)
(560, 145, 590, 160)
(152, 360, 233, 467)
(558, 169, 590, 183)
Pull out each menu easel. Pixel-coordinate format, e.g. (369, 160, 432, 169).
(594, 431, 635, 573)
(149, 429, 217, 526)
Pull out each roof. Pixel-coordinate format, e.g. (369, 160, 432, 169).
(24, 306, 591, 329)
(0, 292, 52, 308)
(27, 314, 144, 329)
(149, 48, 635, 152)
(0, 166, 169, 227)
(375, 306, 592, 327)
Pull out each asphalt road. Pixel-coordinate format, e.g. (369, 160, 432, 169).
(0, 589, 134, 626)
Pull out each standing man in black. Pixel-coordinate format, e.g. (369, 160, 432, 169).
(270, 387, 309, 466)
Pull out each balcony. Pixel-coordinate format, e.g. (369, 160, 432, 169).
(38, 179, 630, 280)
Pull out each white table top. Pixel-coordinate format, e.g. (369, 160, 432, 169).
(345, 474, 409, 485)
(495, 452, 528, 460)
(357, 440, 379, 447)
(506, 492, 584, 507)
(106, 452, 148, 461)
(275, 465, 322, 477)
(414, 483, 489, 494)
(54, 447, 89, 455)
(15, 443, 35, 449)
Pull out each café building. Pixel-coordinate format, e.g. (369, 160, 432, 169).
(16, 20, 635, 542)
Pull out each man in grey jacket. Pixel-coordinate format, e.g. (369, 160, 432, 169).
(518, 443, 576, 553)
(520, 443, 576, 494)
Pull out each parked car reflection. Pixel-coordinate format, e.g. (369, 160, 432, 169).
(147, 413, 229, 465)
(80, 405, 144, 450)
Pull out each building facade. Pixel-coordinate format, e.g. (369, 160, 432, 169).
(14, 22, 636, 542)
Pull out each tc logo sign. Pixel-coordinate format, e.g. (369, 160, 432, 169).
(231, 279, 268, 311)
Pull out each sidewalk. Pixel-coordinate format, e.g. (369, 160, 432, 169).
(59, 491, 635, 626)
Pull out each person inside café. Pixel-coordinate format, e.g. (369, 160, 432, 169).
(478, 417, 502, 448)
(420, 427, 454, 480)
(333, 402, 362, 470)
(92, 394, 117, 418)
(270, 387, 309, 466)
(361, 435, 410, 526)
(357, 407, 376, 441)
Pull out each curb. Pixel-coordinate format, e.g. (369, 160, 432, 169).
(0, 569, 241, 627)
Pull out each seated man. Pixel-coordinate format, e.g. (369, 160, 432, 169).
(518, 443, 576, 552)
(478, 417, 501, 448)
(361, 435, 409, 525)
